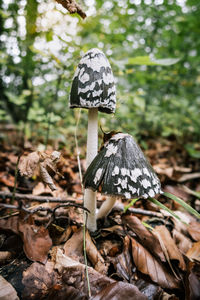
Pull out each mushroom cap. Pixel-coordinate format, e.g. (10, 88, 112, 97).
(83, 133, 162, 199)
(70, 48, 116, 114)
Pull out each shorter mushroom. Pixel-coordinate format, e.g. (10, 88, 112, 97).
(83, 132, 162, 219)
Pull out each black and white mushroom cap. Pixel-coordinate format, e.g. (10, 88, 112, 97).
(70, 48, 116, 114)
(83, 133, 162, 199)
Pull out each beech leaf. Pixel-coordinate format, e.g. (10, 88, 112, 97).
(130, 237, 180, 289)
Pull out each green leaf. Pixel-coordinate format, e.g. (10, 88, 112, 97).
(185, 144, 200, 159)
(149, 198, 188, 224)
(164, 192, 200, 219)
(128, 56, 180, 66)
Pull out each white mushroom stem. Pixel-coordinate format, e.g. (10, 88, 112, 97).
(97, 196, 117, 219)
(84, 108, 98, 231)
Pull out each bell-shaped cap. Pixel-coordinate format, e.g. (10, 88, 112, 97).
(70, 48, 116, 114)
(83, 133, 162, 199)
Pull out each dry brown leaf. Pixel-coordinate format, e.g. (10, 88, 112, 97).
(0, 216, 19, 235)
(111, 235, 133, 281)
(18, 215, 52, 264)
(172, 229, 193, 254)
(53, 248, 146, 298)
(164, 185, 191, 202)
(0, 275, 19, 300)
(123, 215, 166, 262)
(90, 281, 148, 300)
(188, 271, 200, 300)
(85, 230, 108, 275)
(63, 228, 84, 263)
(51, 225, 72, 245)
(188, 221, 200, 242)
(19, 151, 61, 191)
(186, 241, 200, 261)
(19, 151, 40, 177)
(22, 261, 60, 300)
(130, 237, 180, 289)
(153, 225, 186, 271)
(53, 247, 114, 296)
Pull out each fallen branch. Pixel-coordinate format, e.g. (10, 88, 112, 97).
(0, 191, 83, 204)
(113, 205, 162, 218)
(55, 0, 86, 19)
(0, 202, 89, 222)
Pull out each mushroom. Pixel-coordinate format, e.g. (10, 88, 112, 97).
(70, 48, 116, 231)
(83, 132, 162, 219)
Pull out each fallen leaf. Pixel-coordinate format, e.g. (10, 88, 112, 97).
(63, 228, 84, 263)
(188, 222, 200, 242)
(164, 185, 191, 202)
(51, 225, 72, 245)
(22, 261, 60, 300)
(85, 230, 108, 274)
(0, 216, 19, 235)
(19, 151, 61, 191)
(0, 275, 19, 300)
(130, 237, 180, 289)
(123, 215, 166, 262)
(186, 242, 200, 261)
(153, 225, 186, 271)
(90, 281, 148, 300)
(53, 247, 114, 296)
(18, 214, 52, 264)
(19, 152, 40, 177)
(172, 229, 193, 254)
(111, 235, 133, 281)
(188, 272, 200, 300)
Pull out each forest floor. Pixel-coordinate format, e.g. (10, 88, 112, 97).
(0, 134, 200, 300)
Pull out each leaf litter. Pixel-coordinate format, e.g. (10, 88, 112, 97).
(0, 141, 200, 299)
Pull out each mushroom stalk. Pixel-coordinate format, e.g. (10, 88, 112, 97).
(84, 108, 98, 231)
(97, 196, 117, 219)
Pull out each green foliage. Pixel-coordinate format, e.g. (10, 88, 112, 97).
(0, 0, 200, 145)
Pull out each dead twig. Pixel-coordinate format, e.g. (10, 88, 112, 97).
(0, 202, 89, 222)
(0, 191, 83, 204)
(113, 205, 163, 218)
(55, 0, 86, 19)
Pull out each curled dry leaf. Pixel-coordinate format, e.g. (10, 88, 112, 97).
(0, 214, 52, 263)
(111, 235, 133, 281)
(63, 228, 108, 274)
(22, 261, 60, 300)
(19, 152, 40, 177)
(186, 241, 200, 262)
(172, 229, 193, 254)
(130, 237, 180, 289)
(64, 228, 84, 263)
(0, 275, 19, 300)
(188, 221, 200, 242)
(85, 230, 108, 275)
(19, 151, 61, 191)
(0, 216, 19, 235)
(153, 225, 186, 271)
(188, 271, 200, 300)
(122, 215, 166, 262)
(53, 248, 114, 296)
(90, 281, 148, 300)
(18, 215, 52, 264)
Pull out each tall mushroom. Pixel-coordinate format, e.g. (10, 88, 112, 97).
(83, 132, 162, 219)
(70, 48, 116, 231)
